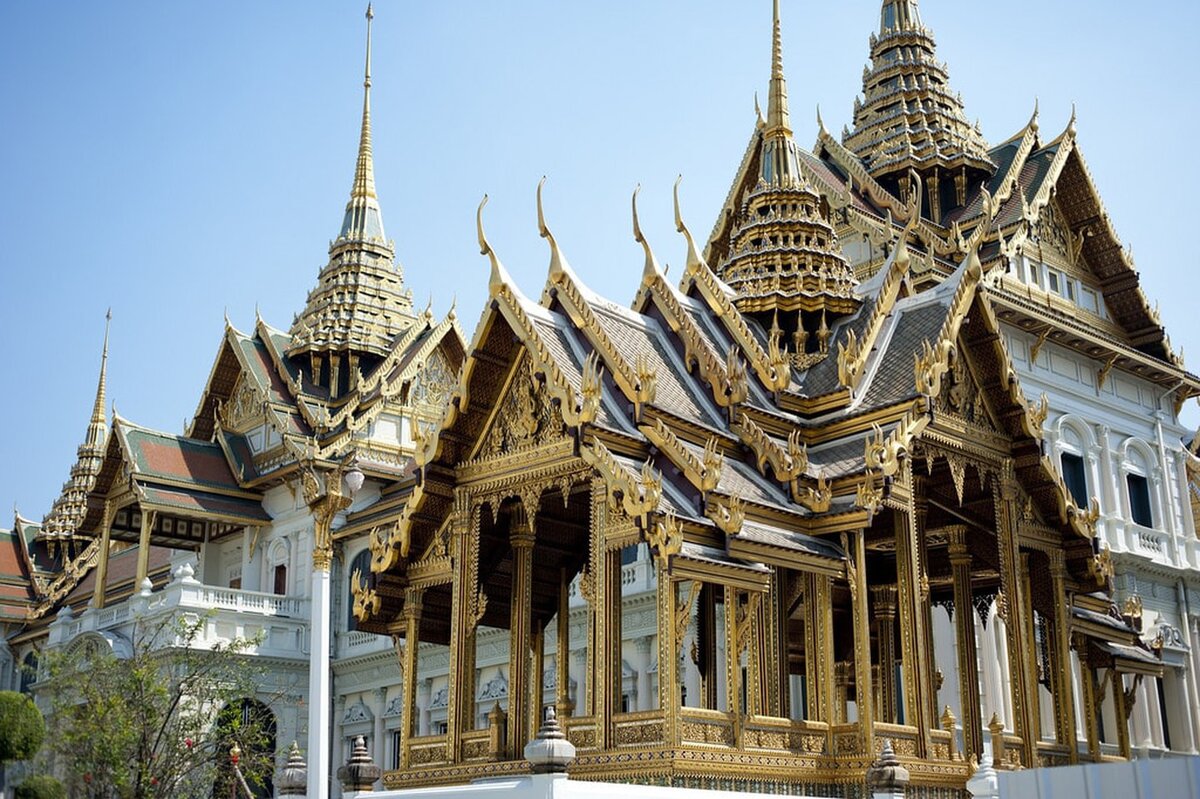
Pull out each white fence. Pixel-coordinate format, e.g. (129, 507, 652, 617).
(981, 756, 1200, 799)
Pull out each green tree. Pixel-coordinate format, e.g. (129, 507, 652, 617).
(15, 775, 65, 799)
(0, 690, 45, 763)
(40, 615, 282, 799)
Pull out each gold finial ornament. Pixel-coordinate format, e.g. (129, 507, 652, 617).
(537, 177, 574, 286)
(765, 0, 791, 137)
(478, 195, 512, 298)
(632, 185, 663, 286)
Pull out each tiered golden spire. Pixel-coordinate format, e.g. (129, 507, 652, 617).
(711, 1, 857, 349)
(288, 4, 417, 375)
(844, 0, 994, 196)
(41, 311, 111, 543)
(340, 2, 383, 243)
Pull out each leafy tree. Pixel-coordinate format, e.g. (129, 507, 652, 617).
(40, 614, 282, 799)
(0, 690, 45, 763)
(15, 775, 65, 799)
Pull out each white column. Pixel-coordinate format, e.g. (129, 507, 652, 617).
(1131, 676, 1153, 752)
(373, 688, 387, 786)
(1173, 666, 1198, 754)
(636, 637, 653, 712)
(307, 566, 332, 799)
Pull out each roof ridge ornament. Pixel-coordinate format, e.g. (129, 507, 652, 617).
(632, 185, 664, 287)
(673, 176, 707, 279)
(537, 177, 576, 288)
(478, 195, 514, 298)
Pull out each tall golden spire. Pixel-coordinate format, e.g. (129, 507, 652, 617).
(705, 0, 857, 347)
(289, 4, 416, 370)
(339, 2, 384, 242)
(41, 311, 112, 542)
(844, 0, 993, 192)
(87, 309, 111, 448)
(765, 0, 791, 138)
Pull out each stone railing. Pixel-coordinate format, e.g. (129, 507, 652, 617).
(47, 562, 310, 661)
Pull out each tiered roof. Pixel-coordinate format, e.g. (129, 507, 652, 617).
(843, 0, 994, 184)
(707, 1, 857, 341)
(358, 180, 1108, 634)
(39, 313, 111, 547)
(287, 4, 418, 367)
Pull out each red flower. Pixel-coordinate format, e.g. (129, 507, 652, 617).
(84, 773, 92, 784)
(185, 737, 193, 749)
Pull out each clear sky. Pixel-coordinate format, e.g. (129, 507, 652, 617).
(1, 1, 1197, 521)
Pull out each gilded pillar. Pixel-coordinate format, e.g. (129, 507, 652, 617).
(556, 567, 573, 718)
(849, 530, 874, 752)
(657, 567, 680, 744)
(804, 574, 834, 722)
(1075, 635, 1101, 761)
(91, 503, 114, 609)
(725, 585, 742, 740)
(134, 509, 157, 588)
(894, 471, 934, 754)
(531, 624, 546, 735)
(947, 526, 982, 759)
(507, 505, 535, 756)
(444, 493, 478, 761)
(873, 585, 899, 724)
(773, 570, 790, 719)
(1020, 552, 1042, 746)
(1112, 671, 1131, 759)
(398, 588, 423, 769)
(760, 574, 781, 718)
(834, 662, 852, 723)
(993, 460, 1036, 764)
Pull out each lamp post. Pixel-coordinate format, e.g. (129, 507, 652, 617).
(303, 457, 363, 799)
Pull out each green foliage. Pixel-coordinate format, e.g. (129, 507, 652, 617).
(0, 690, 45, 762)
(40, 615, 281, 799)
(14, 775, 65, 799)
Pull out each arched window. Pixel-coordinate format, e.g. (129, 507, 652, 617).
(1058, 424, 1090, 509)
(212, 699, 276, 799)
(1124, 446, 1154, 528)
(19, 652, 37, 694)
(347, 549, 372, 631)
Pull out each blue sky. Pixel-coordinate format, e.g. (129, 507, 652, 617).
(1, 1, 1197, 520)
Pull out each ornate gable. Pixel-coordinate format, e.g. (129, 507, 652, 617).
(474, 355, 566, 462)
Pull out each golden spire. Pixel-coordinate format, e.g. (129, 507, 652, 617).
(89, 308, 111, 440)
(765, 0, 791, 137)
(340, 3, 384, 242)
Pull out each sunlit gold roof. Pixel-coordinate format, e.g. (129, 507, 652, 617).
(843, 0, 994, 182)
(710, 0, 857, 333)
(288, 3, 416, 363)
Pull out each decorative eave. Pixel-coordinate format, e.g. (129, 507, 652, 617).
(675, 181, 784, 392)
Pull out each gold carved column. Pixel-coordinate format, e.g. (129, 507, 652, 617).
(895, 469, 934, 754)
(134, 509, 157, 588)
(556, 567, 573, 718)
(445, 492, 478, 762)
(993, 460, 1036, 765)
(1048, 552, 1078, 761)
(398, 588, 423, 769)
(849, 530, 874, 753)
(804, 574, 835, 723)
(507, 503, 536, 756)
(873, 586, 899, 724)
(947, 525, 982, 759)
(91, 502, 115, 609)
(1075, 634, 1101, 761)
(657, 565, 680, 744)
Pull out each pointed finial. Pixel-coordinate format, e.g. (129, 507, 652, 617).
(224, 307, 231, 327)
(537, 177, 575, 286)
(673, 176, 707, 278)
(339, 3, 384, 242)
(632, 185, 663, 286)
(754, 92, 765, 129)
(89, 310, 113, 431)
(448, 294, 457, 320)
(478, 195, 512, 297)
(1067, 103, 1077, 137)
(765, 0, 792, 136)
(1029, 97, 1040, 135)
